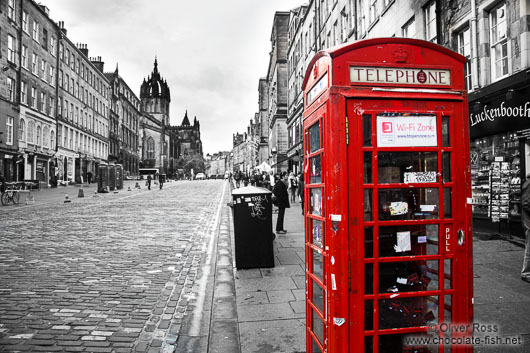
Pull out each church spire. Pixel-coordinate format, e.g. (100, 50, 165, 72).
(181, 110, 191, 126)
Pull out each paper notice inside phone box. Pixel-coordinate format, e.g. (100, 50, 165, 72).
(394, 231, 412, 252)
(390, 202, 408, 216)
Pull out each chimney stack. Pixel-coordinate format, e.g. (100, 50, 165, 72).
(58, 21, 67, 35)
(90, 56, 105, 73)
(77, 43, 89, 57)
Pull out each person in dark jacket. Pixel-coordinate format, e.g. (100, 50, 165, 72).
(147, 174, 152, 190)
(272, 172, 290, 234)
(521, 174, 530, 283)
(297, 172, 304, 215)
(159, 174, 164, 189)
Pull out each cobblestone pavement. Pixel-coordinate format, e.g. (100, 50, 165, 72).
(0, 180, 228, 353)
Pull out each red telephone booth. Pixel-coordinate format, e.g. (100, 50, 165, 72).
(302, 38, 473, 353)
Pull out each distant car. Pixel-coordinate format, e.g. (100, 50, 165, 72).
(195, 173, 206, 180)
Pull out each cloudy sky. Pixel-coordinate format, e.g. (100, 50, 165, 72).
(43, 0, 305, 155)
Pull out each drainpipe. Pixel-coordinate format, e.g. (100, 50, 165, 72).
(470, 0, 479, 90)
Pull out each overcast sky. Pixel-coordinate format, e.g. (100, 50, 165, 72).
(43, 0, 305, 155)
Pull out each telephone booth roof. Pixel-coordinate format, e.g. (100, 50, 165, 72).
(302, 37, 467, 94)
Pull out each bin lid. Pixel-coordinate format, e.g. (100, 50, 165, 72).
(232, 186, 272, 196)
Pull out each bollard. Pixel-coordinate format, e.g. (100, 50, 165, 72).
(64, 194, 71, 203)
(113, 187, 118, 194)
(135, 182, 141, 189)
(25, 195, 35, 205)
(78, 189, 84, 198)
(127, 186, 132, 191)
(93, 191, 99, 197)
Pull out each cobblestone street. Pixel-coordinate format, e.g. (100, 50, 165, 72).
(0, 180, 227, 353)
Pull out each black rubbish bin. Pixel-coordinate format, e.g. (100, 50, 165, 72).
(231, 186, 275, 269)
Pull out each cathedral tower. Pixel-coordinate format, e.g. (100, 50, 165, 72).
(140, 58, 171, 126)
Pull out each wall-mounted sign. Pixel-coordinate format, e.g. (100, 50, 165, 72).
(350, 66, 451, 86)
(469, 81, 530, 139)
(377, 115, 437, 147)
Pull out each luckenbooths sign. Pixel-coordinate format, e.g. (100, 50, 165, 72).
(469, 88, 530, 139)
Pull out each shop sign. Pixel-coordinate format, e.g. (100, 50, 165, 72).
(469, 87, 530, 139)
(470, 101, 530, 127)
(377, 115, 437, 147)
(350, 66, 451, 86)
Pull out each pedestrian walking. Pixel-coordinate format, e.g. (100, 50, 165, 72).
(147, 174, 152, 190)
(87, 171, 93, 185)
(521, 173, 530, 283)
(288, 172, 298, 203)
(298, 172, 305, 214)
(272, 172, 290, 234)
(234, 171, 241, 188)
(159, 174, 164, 189)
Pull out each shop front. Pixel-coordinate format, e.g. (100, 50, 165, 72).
(469, 70, 530, 236)
(0, 152, 17, 182)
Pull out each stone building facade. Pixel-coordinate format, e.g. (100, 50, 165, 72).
(56, 38, 109, 185)
(0, 0, 111, 187)
(105, 65, 141, 178)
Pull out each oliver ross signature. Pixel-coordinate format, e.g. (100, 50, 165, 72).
(470, 101, 530, 126)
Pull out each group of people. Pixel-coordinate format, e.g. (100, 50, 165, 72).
(230, 169, 305, 236)
(146, 173, 165, 190)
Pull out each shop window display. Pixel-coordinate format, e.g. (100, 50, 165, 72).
(470, 132, 521, 222)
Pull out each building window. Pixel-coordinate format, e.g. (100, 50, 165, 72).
(48, 96, 54, 116)
(41, 60, 47, 82)
(8, 0, 15, 21)
(39, 92, 46, 112)
(22, 11, 29, 33)
(42, 29, 48, 50)
(369, 0, 378, 24)
(32, 20, 40, 42)
(37, 125, 42, 146)
(31, 87, 37, 109)
(490, 1, 509, 80)
(43, 126, 49, 148)
(51, 37, 56, 56)
(341, 7, 348, 43)
(22, 45, 28, 69)
(49, 66, 54, 86)
(51, 130, 55, 148)
(7, 35, 16, 63)
(457, 26, 473, 91)
(32, 53, 38, 75)
(28, 120, 35, 144)
(424, 1, 437, 42)
(7, 77, 15, 102)
(402, 17, 416, 38)
(59, 43, 64, 60)
(20, 81, 27, 104)
(6, 116, 14, 146)
(19, 119, 25, 141)
(147, 137, 155, 159)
